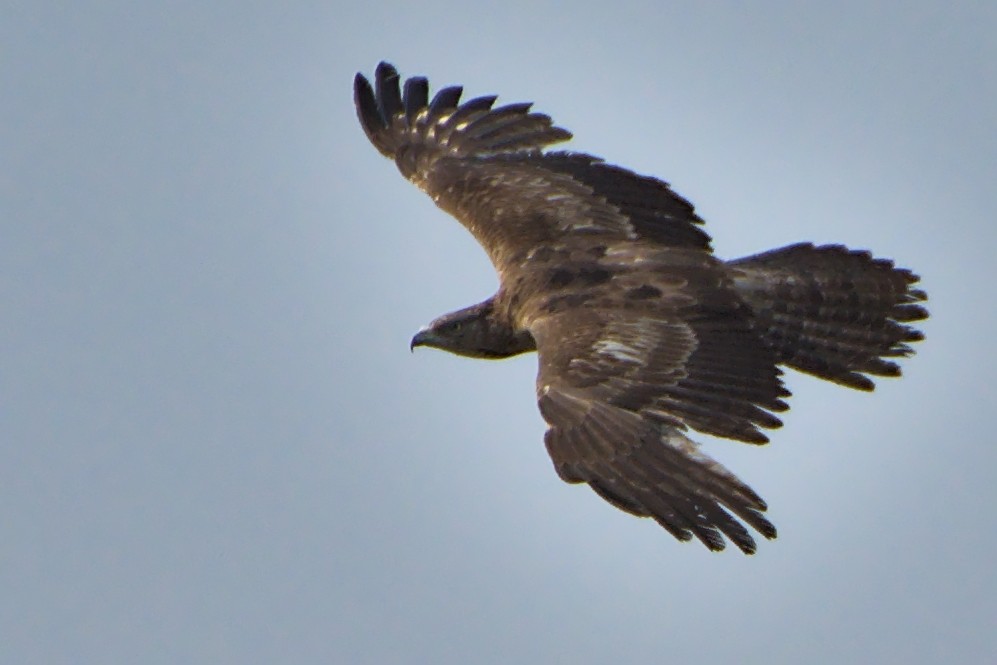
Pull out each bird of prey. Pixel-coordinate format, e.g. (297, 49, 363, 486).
(354, 62, 927, 553)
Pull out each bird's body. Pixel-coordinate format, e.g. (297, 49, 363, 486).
(355, 62, 927, 553)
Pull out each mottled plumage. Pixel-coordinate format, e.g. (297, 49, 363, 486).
(355, 62, 927, 553)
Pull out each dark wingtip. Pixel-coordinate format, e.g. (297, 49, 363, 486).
(353, 73, 374, 121)
(354, 70, 393, 157)
(353, 71, 375, 116)
(375, 61, 398, 82)
(701, 531, 728, 552)
(429, 85, 464, 116)
(403, 76, 429, 123)
(733, 536, 757, 555)
(356, 61, 574, 164)
(374, 61, 402, 121)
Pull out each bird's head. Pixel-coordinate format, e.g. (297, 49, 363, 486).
(411, 300, 535, 360)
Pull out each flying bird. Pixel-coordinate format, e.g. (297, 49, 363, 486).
(354, 62, 927, 553)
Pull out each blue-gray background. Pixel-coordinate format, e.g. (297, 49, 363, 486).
(4, 2, 995, 663)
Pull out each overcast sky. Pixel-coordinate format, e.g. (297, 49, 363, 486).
(3, 2, 995, 663)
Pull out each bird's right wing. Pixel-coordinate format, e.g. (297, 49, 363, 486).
(536, 380, 776, 553)
(354, 62, 571, 184)
(354, 63, 712, 274)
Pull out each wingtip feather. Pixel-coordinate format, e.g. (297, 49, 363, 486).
(403, 76, 429, 124)
(355, 62, 574, 165)
(374, 61, 402, 121)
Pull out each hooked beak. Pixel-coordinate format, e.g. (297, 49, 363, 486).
(410, 327, 434, 352)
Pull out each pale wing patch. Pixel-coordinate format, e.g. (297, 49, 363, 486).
(556, 315, 698, 398)
(592, 338, 646, 364)
(570, 317, 661, 373)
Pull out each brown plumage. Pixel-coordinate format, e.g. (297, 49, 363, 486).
(355, 62, 928, 553)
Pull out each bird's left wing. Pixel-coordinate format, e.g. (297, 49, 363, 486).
(526, 256, 790, 552)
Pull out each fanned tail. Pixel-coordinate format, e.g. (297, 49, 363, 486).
(728, 243, 928, 390)
(354, 62, 572, 180)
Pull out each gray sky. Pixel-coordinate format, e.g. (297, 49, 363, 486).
(3, 2, 995, 663)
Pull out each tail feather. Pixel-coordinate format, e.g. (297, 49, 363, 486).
(354, 62, 572, 178)
(728, 243, 928, 390)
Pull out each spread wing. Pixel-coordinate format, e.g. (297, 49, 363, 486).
(529, 251, 790, 553)
(354, 62, 711, 275)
